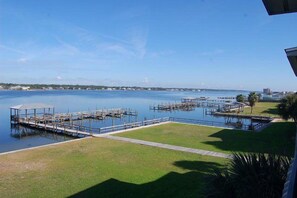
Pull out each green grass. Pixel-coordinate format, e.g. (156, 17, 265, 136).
(0, 138, 227, 198)
(241, 102, 279, 117)
(115, 122, 295, 156)
(1, 111, 294, 197)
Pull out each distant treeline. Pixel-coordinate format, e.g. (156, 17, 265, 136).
(0, 83, 190, 91)
(0, 82, 249, 92)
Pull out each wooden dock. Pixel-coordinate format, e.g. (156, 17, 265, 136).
(181, 97, 235, 104)
(14, 108, 139, 137)
(181, 97, 241, 110)
(181, 97, 210, 103)
(11, 108, 137, 124)
(10, 104, 139, 137)
(151, 98, 245, 113)
(213, 112, 273, 122)
(150, 102, 197, 111)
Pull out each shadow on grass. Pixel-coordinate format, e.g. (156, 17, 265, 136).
(203, 122, 295, 157)
(262, 108, 279, 116)
(69, 161, 223, 198)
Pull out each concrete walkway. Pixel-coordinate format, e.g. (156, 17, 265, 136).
(103, 135, 232, 159)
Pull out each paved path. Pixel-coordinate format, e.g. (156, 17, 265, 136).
(103, 135, 232, 159)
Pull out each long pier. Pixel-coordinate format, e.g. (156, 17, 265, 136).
(21, 120, 91, 136)
(16, 117, 171, 137)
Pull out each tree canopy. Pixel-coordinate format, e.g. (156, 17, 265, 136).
(278, 94, 297, 122)
(236, 94, 245, 103)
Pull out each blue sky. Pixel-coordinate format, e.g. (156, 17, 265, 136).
(0, 0, 296, 91)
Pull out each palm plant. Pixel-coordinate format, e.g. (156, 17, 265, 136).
(207, 153, 291, 198)
(248, 92, 258, 113)
(230, 153, 290, 198)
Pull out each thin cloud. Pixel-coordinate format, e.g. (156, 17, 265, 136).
(54, 37, 79, 55)
(73, 25, 131, 45)
(68, 24, 149, 59)
(104, 44, 135, 57)
(17, 57, 29, 63)
(142, 77, 149, 84)
(149, 50, 175, 58)
(0, 44, 25, 54)
(130, 27, 149, 59)
(200, 49, 225, 56)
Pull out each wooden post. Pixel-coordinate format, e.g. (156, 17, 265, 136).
(71, 114, 73, 128)
(89, 119, 92, 135)
(10, 108, 12, 122)
(17, 110, 19, 123)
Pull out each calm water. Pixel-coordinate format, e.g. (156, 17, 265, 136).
(0, 90, 249, 153)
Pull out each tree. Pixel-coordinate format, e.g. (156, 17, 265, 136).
(278, 94, 297, 123)
(236, 94, 245, 103)
(248, 92, 258, 114)
(278, 94, 297, 152)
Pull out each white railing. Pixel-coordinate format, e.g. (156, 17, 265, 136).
(98, 117, 170, 134)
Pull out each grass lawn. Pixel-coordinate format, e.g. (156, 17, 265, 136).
(115, 122, 295, 156)
(240, 102, 279, 117)
(0, 138, 227, 198)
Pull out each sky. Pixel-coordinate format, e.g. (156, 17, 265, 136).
(0, 0, 297, 91)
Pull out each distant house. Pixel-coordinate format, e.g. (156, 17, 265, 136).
(261, 91, 290, 102)
(262, 94, 282, 101)
(21, 86, 30, 91)
(10, 86, 30, 91)
(10, 85, 22, 90)
(263, 88, 272, 95)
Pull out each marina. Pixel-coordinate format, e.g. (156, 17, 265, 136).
(0, 90, 264, 153)
(8, 100, 269, 138)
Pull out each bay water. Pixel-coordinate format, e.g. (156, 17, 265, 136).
(0, 89, 249, 153)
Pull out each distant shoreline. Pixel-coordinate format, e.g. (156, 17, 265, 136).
(0, 88, 251, 92)
(0, 83, 251, 92)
